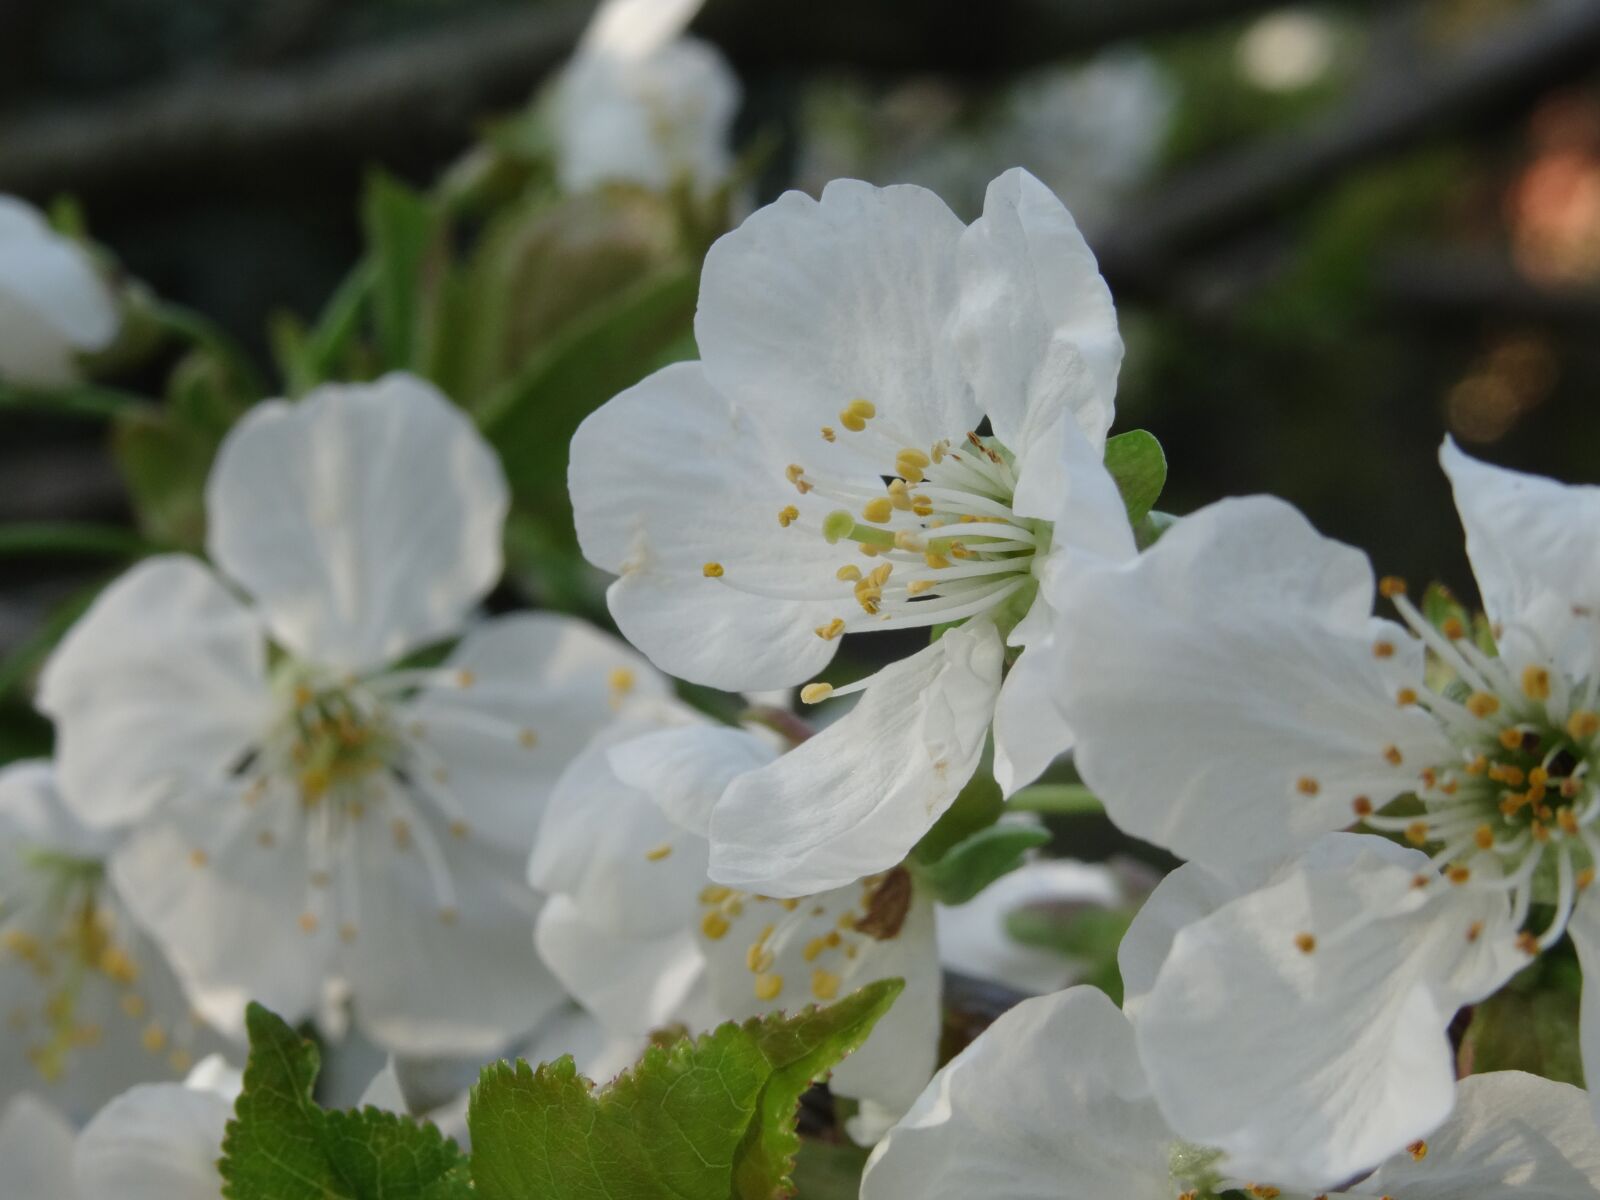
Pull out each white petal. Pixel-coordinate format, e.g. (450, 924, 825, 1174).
(1352, 1070, 1600, 1197)
(0, 764, 229, 1119)
(1133, 834, 1523, 1190)
(37, 556, 271, 828)
(937, 858, 1122, 996)
(608, 723, 777, 838)
(1118, 856, 1274, 1018)
(0, 197, 118, 385)
(860, 987, 1175, 1200)
(1057, 496, 1448, 867)
(1441, 437, 1600, 679)
(534, 896, 705, 1037)
(570, 362, 845, 691)
(74, 1081, 231, 1200)
(954, 168, 1121, 454)
(401, 612, 671, 852)
(339, 781, 563, 1057)
(696, 875, 940, 1139)
(577, 0, 705, 59)
(205, 374, 508, 672)
(529, 717, 709, 939)
(1565, 890, 1600, 1128)
(695, 180, 976, 469)
(0, 1095, 78, 1200)
(709, 621, 1005, 896)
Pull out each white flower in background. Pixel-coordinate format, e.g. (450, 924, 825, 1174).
(936, 855, 1124, 996)
(551, 0, 741, 195)
(0, 195, 119, 387)
(570, 168, 1134, 896)
(38, 373, 667, 1056)
(1052, 441, 1600, 1159)
(1118, 835, 1521, 1188)
(0, 761, 223, 1119)
(859, 983, 1600, 1200)
(528, 705, 942, 1142)
(0, 1054, 240, 1200)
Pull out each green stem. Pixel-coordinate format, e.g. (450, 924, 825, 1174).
(0, 522, 163, 560)
(1007, 783, 1104, 816)
(0, 382, 156, 420)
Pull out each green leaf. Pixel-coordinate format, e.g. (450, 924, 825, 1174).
(911, 767, 1003, 866)
(363, 172, 446, 369)
(1103, 429, 1167, 525)
(1459, 956, 1584, 1086)
(220, 1003, 472, 1200)
(112, 406, 214, 550)
(468, 979, 903, 1200)
(914, 823, 1050, 905)
(1005, 907, 1132, 1006)
(1007, 783, 1103, 816)
(0, 522, 159, 560)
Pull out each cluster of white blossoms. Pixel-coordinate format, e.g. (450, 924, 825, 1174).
(7, 1, 1600, 1190)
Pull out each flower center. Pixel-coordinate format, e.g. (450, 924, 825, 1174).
(1366, 582, 1600, 954)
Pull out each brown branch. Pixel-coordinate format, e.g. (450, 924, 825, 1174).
(1096, 0, 1600, 299)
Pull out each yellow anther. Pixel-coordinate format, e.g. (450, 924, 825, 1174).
(1517, 931, 1541, 956)
(1372, 640, 1395, 659)
(519, 728, 539, 749)
(836, 564, 862, 582)
(862, 497, 894, 524)
(1442, 616, 1467, 639)
(141, 1023, 167, 1054)
(1447, 865, 1472, 885)
(778, 505, 800, 527)
(907, 580, 937, 596)
(931, 439, 949, 463)
(392, 819, 412, 850)
(1522, 665, 1551, 700)
(1251, 1188, 1281, 1199)
(801, 683, 834, 704)
(1580, 868, 1597, 891)
(1396, 688, 1418, 707)
(609, 667, 636, 696)
(1352, 795, 1374, 817)
(1489, 761, 1525, 785)
(1467, 921, 1484, 942)
(298, 913, 319, 934)
(701, 911, 731, 940)
(1383, 745, 1404, 766)
(811, 969, 842, 1000)
(1405, 822, 1431, 846)
(911, 495, 933, 517)
(1529, 766, 1549, 788)
(814, 618, 846, 641)
(257, 829, 277, 848)
(924, 551, 952, 570)
(839, 410, 866, 433)
(855, 589, 881, 616)
(821, 426, 836, 442)
(1571, 711, 1600, 739)
(1475, 825, 1495, 850)
(1296, 776, 1320, 796)
(779, 898, 800, 911)
(1294, 933, 1316, 955)
(644, 843, 673, 862)
(803, 937, 827, 962)
(846, 398, 876, 420)
(1559, 808, 1581, 836)
(1466, 754, 1488, 775)
(699, 885, 733, 904)
(886, 479, 913, 510)
(753, 973, 784, 1001)
(300, 769, 329, 805)
(786, 464, 813, 493)
(703, 562, 725, 578)
(1466, 692, 1501, 718)
(893, 530, 925, 552)
(746, 945, 774, 974)
(949, 542, 974, 559)
(894, 456, 925, 484)
(897, 447, 930, 470)
(869, 563, 893, 586)
(188, 849, 208, 868)
(120, 994, 147, 1019)
(1378, 576, 1408, 598)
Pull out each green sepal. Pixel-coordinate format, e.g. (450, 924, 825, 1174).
(1103, 429, 1167, 525)
(912, 822, 1050, 905)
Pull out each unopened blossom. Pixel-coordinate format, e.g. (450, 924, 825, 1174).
(1054, 442, 1600, 1150)
(0, 1054, 240, 1200)
(1118, 835, 1520, 1188)
(529, 703, 941, 1141)
(551, 0, 740, 195)
(0, 761, 222, 1118)
(38, 373, 667, 1056)
(860, 982, 1600, 1200)
(571, 168, 1134, 895)
(0, 195, 119, 386)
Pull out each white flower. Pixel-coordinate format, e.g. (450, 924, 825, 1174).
(0, 761, 224, 1119)
(1119, 835, 1521, 1188)
(570, 168, 1134, 895)
(0, 1054, 239, 1200)
(0, 196, 118, 387)
(859, 982, 1600, 1200)
(551, 0, 740, 195)
(37, 373, 667, 1056)
(936, 854, 1125, 996)
(528, 705, 942, 1141)
(1052, 441, 1600, 1166)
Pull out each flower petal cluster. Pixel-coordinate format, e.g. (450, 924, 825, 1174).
(571, 167, 1134, 895)
(0, 196, 119, 387)
(37, 373, 665, 1055)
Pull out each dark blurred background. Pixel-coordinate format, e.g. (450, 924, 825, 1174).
(4, 0, 1600, 757)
